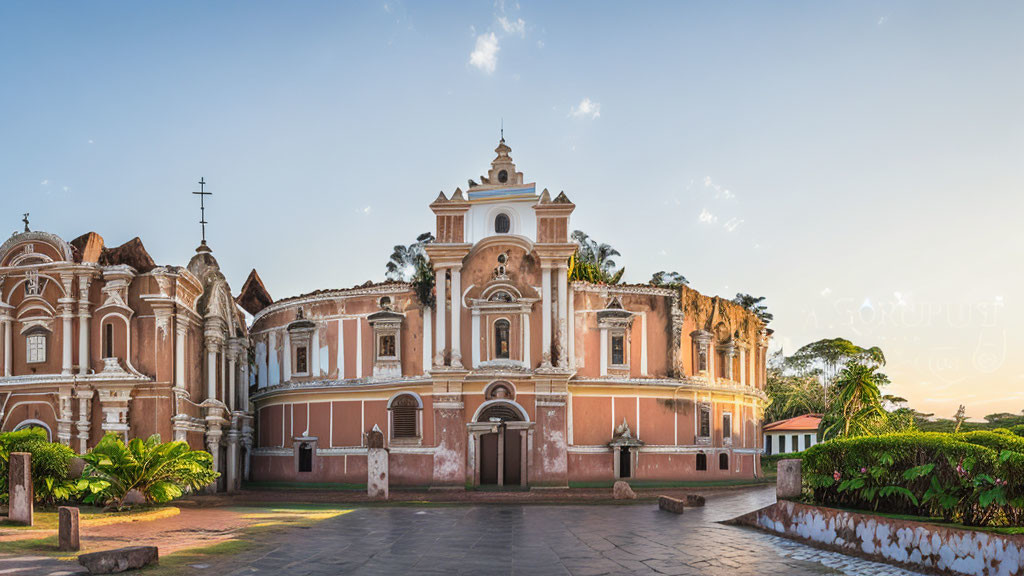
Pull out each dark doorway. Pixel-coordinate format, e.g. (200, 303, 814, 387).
(298, 443, 313, 472)
(480, 433, 499, 485)
(503, 429, 522, 485)
(218, 445, 228, 491)
(619, 447, 631, 478)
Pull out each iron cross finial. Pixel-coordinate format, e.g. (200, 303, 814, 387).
(192, 177, 212, 244)
(22, 213, 29, 233)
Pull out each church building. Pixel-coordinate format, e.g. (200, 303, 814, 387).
(0, 224, 251, 492)
(243, 139, 770, 488)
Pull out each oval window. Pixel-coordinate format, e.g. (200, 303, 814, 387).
(495, 213, 511, 234)
(498, 170, 508, 183)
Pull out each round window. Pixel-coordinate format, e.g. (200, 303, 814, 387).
(494, 213, 511, 234)
(498, 170, 508, 183)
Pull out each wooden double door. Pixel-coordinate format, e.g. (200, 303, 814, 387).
(479, 428, 522, 486)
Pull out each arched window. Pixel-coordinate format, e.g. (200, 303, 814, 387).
(696, 452, 707, 471)
(25, 327, 48, 364)
(390, 394, 420, 439)
(719, 453, 729, 470)
(498, 169, 508, 183)
(104, 323, 114, 358)
(494, 213, 511, 234)
(494, 319, 510, 359)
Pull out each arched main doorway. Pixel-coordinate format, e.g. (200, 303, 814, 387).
(468, 399, 533, 488)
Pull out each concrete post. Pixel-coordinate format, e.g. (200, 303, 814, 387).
(777, 458, 803, 500)
(58, 506, 80, 551)
(366, 425, 388, 500)
(8, 452, 33, 525)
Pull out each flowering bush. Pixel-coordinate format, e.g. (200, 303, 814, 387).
(801, 432, 1024, 527)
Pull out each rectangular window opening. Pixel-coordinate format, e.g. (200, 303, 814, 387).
(611, 334, 625, 365)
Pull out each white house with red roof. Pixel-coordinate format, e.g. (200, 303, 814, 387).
(763, 414, 821, 455)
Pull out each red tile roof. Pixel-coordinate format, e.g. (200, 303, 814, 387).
(763, 414, 822, 432)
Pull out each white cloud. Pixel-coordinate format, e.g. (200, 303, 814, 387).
(40, 179, 49, 185)
(723, 217, 744, 232)
(469, 32, 499, 74)
(62, 186, 69, 192)
(362, 205, 372, 214)
(698, 208, 717, 224)
(87, 139, 94, 145)
(820, 288, 832, 297)
(498, 16, 525, 37)
(570, 97, 601, 119)
(536, 40, 544, 49)
(877, 15, 888, 26)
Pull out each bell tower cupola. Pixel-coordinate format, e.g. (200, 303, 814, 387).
(481, 138, 524, 187)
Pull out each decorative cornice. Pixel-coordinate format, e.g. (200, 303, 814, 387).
(252, 282, 414, 323)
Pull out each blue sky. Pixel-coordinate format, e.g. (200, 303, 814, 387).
(1, 1, 1021, 418)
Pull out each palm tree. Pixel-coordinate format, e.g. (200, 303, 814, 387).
(733, 293, 773, 324)
(569, 230, 624, 284)
(823, 362, 886, 439)
(385, 232, 434, 282)
(650, 271, 689, 287)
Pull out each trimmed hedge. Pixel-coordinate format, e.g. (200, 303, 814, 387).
(802, 432, 1024, 527)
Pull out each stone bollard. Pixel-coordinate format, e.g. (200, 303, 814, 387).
(59, 506, 80, 551)
(658, 495, 685, 514)
(8, 452, 33, 526)
(776, 458, 802, 500)
(366, 425, 388, 500)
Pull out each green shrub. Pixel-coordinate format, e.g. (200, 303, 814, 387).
(81, 433, 219, 510)
(802, 432, 1024, 527)
(0, 428, 106, 505)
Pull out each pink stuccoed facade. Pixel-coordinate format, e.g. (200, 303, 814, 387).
(246, 139, 771, 488)
(0, 229, 251, 493)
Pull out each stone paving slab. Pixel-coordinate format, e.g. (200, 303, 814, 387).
(0, 486, 930, 575)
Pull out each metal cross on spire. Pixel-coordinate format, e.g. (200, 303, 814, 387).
(500, 118, 504, 142)
(192, 177, 212, 245)
(22, 213, 29, 233)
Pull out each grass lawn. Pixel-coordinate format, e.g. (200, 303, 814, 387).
(242, 481, 366, 491)
(568, 477, 772, 489)
(0, 506, 179, 531)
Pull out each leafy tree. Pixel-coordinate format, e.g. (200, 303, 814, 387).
(81, 433, 219, 510)
(385, 232, 435, 308)
(568, 230, 624, 284)
(822, 362, 887, 439)
(764, 351, 826, 423)
(650, 271, 689, 287)
(732, 293, 773, 324)
(786, 337, 886, 389)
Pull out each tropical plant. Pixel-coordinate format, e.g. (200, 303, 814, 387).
(802, 432, 1024, 527)
(0, 428, 107, 505)
(732, 293, 773, 324)
(649, 271, 688, 287)
(384, 232, 435, 307)
(569, 230, 624, 284)
(822, 362, 887, 439)
(80, 433, 219, 510)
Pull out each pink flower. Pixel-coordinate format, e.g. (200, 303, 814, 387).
(833, 470, 842, 482)
(860, 467, 868, 474)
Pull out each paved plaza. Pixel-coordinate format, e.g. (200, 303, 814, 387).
(3, 486, 924, 576)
